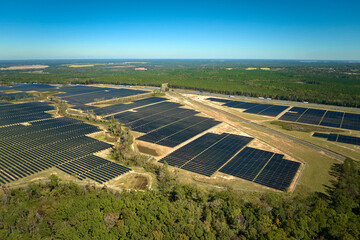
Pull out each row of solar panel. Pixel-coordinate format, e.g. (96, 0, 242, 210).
(207, 98, 289, 117)
(93, 97, 167, 115)
(0, 113, 130, 185)
(312, 132, 360, 146)
(0, 102, 54, 126)
(280, 107, 360, 131)
(0, 83, 56, 92)
(0, 92, 30, 100)
(58, 87, 147, 106)
(103, 99, 221, 147)
(160, 133, 301, 191)
(0, 84, 149, 109)
(57, 155, 131, 184)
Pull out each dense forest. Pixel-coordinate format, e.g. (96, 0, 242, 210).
(0, 60, 359, 107)
(0, 158, 359, 239)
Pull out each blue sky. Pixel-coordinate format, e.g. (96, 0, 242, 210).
(0, 0, 359, 60)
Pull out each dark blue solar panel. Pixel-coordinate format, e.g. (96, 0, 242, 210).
(244, 104, 272, 114)
(312, 132, 330, 139)
(297, 108, 326, 125)
(219, 147, 275, 181)
(320, 111, 344, 128)
(159, 133, 227, 167)
(279, 107, 308, 122)
(341, 113, 360, 131)
(181, 134, 253, 176)
(254, 155, 301, 191)
(258, 105, 289, 117)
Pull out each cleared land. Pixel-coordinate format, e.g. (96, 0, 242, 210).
(0, 83, 358, 194)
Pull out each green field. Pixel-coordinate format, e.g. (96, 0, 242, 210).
(1, 59, 359, 107)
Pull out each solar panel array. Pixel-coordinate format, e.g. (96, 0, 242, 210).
(253, 154, 301, 190)
(219, 147, 275, 181)
(0, 83, 56, 92)
(207, 98, 288, 117)
(137, 116, 220, 147)
(0, 115, 131, 185)
(0, 102, 54, 126)
(56, 87, 147, 107)
(312, 132, 360, 146)
(280, 107, 360, 131)
(159, 133, 301, 191)
(160, 133, 253, 175)
(57, 155, 131, 184)
(0, 92, 30, 100)
(103, 99, 221, 147)
(180, 134, 253, 176)
(93, 97, 166, 115)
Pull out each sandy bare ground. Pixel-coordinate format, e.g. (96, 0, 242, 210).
(0, 65, 49, 70)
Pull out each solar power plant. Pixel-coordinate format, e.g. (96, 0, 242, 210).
(219, 147, 275, 181)
(244, 104, 272, 114)
(159, 133, 227, 167)
(93, 97, 167, 115)
(60, 88, 147, 106)
(341, 113, 360, 131)
(137, 115, 207, 142)
(254, 154, 301, 191)
(0, 117, 128, 185)
(57, 155, 131, 184)
(0, 83, 56, 92)
(129, 108, 198, 133)
(336, 134, 360, 145)
(320, 111, 344, 128)
(279, 107, 360, 131)
(137, 115, 220, 146)
(312, 132, 330, 139)
(0, 102, 54, 126)
(208, 98, 288, 117)
(312, 132, 360, 146)
(156, 118, 221, 147)
(278, 107, 308, 121)
(0, 92, 30, 100)
(71, 104, 99, 111)
(297, 108, 326, 125)
(111, 101, 183, 126)
(181, 134, 253, 176)
(258, 105, 289, 117)
(55, 85, 110, 97)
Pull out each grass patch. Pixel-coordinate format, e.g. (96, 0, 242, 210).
(271, 120, 345, 133)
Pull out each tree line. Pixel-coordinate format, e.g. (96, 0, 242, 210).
(0, 158, 359, 239)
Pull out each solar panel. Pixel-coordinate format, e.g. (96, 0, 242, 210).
(137, 116, 208, 143)
(258, 105, 289, 117)
(279, 107, 308, 122)
(312, 132, 330, 139)
(336, 134, 360, 145)
(180, 134, 253, 176)
(159, 133, 227, 167)
(219, 147, 275, 181)
(320, 111, 344, 128)
(297, 108, 326, 125)
(94, 97, 166, 115)
(155, 119, 221, 147)
(341, 113, 360, 131)
(0, 115, 119, 185)
(312, 132, 360, 146)
(244, 104, 272, 114)
(254, 155, 301, 191)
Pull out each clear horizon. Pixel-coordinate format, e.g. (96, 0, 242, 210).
(1, 0, 360, 60)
